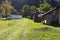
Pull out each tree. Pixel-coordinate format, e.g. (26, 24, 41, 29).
(21, 5, 30, 17)
(38, 2, 52, 13)
(21, 5, 38, 17)
(30, 6, 37, 14)
(0, 6, 5, 18)
(0, 1, 16, 17)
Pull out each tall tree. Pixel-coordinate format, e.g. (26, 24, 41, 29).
(0, 1, 16, 17)
(21, 5, 30, 17)
(30, 6, 37, 14)
(0, 6, 5, 18)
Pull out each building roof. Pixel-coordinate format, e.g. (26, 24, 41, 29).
(38, 14, 44, 17)
(39, 5, 60, 17)
(38, 5, 60, 18)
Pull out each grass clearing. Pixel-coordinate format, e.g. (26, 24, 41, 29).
(0, 18, 60, 40)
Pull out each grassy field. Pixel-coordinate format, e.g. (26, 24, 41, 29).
(0, 18, 60, 40)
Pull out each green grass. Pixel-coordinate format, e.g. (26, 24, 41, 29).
(0, 18, 60, 40)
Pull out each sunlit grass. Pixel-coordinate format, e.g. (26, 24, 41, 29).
(0, 18, 60, 40)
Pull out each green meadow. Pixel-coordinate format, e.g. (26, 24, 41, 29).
(0, 18, 60, 40)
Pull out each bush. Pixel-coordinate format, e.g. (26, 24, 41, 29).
(38, 3, 52, 12)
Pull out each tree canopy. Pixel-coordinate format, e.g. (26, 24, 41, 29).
(38, 2, 52, 12)
(0, 1, 17, 17)
(30, 6, 37, 14)
(21, 5, 30, 17)
(21, 5, 38, 17)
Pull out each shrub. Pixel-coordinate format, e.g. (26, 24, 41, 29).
(38, 3, 52, 12)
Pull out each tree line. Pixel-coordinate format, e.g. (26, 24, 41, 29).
(21, 2, 52, 18)
(0, 1, 52, 18)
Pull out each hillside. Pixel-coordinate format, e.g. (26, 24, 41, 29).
(0, 18, 60, 40)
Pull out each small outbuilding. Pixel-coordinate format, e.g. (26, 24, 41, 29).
(32, 5, 60, 25)
(38, 5, 60, 25)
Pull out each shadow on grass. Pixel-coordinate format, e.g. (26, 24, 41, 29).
(45, 22, 60, 27)
(28, 18, 60, 27)
(33, 27, 53, 31)
(34, 21, 60, 27)
(48, 24, 60, 27)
